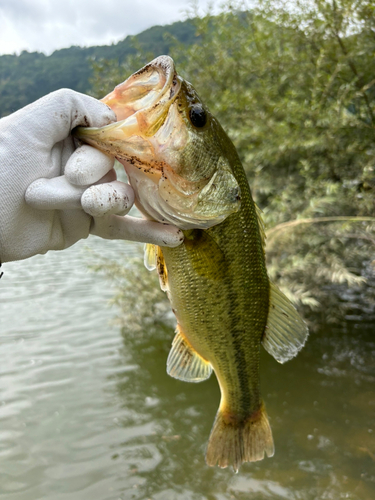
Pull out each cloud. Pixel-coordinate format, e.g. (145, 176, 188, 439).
(0, 0, 214, 55)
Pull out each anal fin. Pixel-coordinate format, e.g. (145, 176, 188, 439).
(167, 326, 212, 383)
(262, 282, 309, 364)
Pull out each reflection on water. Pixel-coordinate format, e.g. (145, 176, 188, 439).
(0, 237, 374, 499)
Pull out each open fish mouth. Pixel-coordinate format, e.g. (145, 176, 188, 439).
(75, 56, 181, 173)
(74, 56, 241, 229)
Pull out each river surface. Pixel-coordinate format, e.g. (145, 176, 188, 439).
(0, 236, 374, 500)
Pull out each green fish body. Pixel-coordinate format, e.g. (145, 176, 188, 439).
(74, 56, 308, 471)
(159, 134, 273, 469)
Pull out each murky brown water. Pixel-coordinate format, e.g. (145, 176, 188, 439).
(0, 237, 374, 499)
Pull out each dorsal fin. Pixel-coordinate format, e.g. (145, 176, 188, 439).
(144, 243, 156, 271)
(262, 282, 309, 364)
(255, 203, 266, 250)
(167, 326, 212, 383)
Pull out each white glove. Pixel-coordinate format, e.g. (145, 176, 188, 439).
(0, 89, 183, 263)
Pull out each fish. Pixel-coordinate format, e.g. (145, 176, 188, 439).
(73, 55, 308, 472)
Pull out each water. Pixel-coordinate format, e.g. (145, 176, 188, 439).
(0, 237, 374, 500)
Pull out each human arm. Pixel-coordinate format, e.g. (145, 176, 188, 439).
(0, 89, 183, 263)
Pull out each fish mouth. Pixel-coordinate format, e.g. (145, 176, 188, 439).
(73, 55, 181, 174)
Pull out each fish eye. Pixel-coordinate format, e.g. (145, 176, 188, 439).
(189, 105, 207, 128)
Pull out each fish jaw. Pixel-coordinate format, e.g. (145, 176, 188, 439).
(73, 56, 181, 174)
(73, 55, 241, 229)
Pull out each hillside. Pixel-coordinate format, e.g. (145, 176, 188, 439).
(0, 20, 196, 118)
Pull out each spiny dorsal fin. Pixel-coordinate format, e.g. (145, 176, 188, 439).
(255, 203, 266, 250)
(167, 327, 212, 383)
(262, 282, 309, 364)
(144, 243, 156, 271)
(156, 246, 169, 292)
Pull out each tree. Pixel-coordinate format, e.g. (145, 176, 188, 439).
(91, 0, 375, 326)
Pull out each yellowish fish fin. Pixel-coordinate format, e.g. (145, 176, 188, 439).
(156, 246, 169, 292)
(255, 203, 266, 251)
(144, 243, 156, 271)
(144, 245, 169, 292)
(262, 282, 309, 364)
(206, 403, 274, 472)
(167, 327, 212, 383)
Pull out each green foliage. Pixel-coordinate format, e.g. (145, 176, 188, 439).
(90, 0, 375, 327)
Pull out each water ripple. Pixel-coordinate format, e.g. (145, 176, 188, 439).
(1, 237, 375, 499)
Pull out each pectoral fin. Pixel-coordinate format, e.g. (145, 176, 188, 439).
(184, 229, 226, 279)
(262, 283, 309, 364)
(167, 327, 212, 382)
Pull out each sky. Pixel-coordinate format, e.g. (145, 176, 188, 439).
(0, 0, 216, 56)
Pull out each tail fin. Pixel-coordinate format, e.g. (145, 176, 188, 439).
(205, 404, 274, 472)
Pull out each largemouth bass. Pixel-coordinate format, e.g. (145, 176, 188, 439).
(74, 56, 308, 471)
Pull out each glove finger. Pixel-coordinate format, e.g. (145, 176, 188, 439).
(25, 176, 85, 210)
(81, 181, 134, 217)
(90, 215, 184, 248)
(64, 145, 115, 186)
(23, 89, 116, 148)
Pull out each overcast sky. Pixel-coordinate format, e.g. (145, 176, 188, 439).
(0, 0, 217, 56)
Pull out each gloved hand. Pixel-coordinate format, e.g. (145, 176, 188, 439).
(0, 89, 183, 263)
